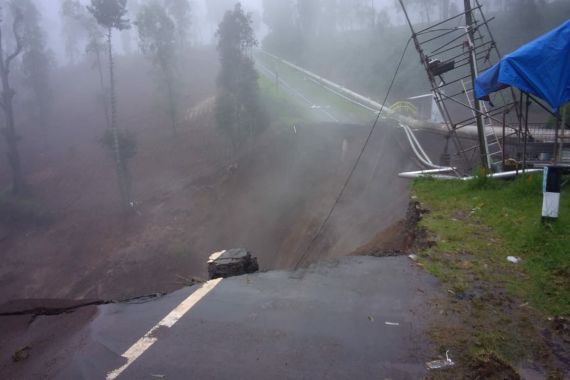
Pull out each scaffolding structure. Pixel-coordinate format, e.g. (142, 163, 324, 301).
(399, 0, 524, 174)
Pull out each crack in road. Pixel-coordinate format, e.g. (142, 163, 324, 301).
(0, 293, 166, 318)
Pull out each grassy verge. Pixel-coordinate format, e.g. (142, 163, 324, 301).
(413, 174, 570, 378)
(258, 75, 311, 127)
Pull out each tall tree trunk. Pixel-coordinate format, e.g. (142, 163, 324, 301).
(107, 28, 129, 208)
(95, 45, 111, 130)
(0, 62, 25, 195)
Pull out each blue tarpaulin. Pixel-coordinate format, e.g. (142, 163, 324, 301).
(475, 20, 570, 112)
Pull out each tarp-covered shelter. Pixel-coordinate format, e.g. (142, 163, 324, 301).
(475, 20, 570, 113)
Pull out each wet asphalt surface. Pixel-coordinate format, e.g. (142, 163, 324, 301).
(1, 256, 441, 379)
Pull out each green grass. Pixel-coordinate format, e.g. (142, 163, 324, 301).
(258, 75, 313, 127)
(413, 175, 570, 374)
(414, 174, 570, 316)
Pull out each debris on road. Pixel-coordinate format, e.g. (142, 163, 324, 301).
(385, 322, 400, 326)
(12, 346, 31, 362)
(426, 351, 455, 370)
(507, 256, 522, 264)
(208, 249, 259, 279)
(408, 254, 418, 261)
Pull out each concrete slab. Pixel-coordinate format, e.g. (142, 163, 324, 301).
(1, 256, 441, 379)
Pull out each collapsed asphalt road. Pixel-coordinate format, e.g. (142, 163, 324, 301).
(0, 256, 442, 379)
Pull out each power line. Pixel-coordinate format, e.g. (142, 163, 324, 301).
(294, 38, 413, 269)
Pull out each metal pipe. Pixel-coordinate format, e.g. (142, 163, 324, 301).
(399, 168, 542, 180)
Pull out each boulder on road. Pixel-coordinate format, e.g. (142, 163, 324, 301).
(208, 249, 259, 279)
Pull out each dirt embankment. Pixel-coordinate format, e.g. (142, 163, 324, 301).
(0, 76, 425, 306)
(350, 200, 431, 257)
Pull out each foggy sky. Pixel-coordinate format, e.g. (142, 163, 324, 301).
(32, 0, 266, 65)
(30, 0, 401, 65)
(27, 0, 523, 66)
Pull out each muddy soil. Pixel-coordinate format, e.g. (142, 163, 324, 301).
(350, 200, 431, 257)
(0, 49, 449, 306)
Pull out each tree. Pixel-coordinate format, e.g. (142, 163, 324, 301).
(336, 0, 376, 31)
(164, 0, 192, 49)
(297, 0, 320, 36)
(0, 2, 25, 194)
(135, 0, 179, 135)
(61, 0, 111, 129)
(215, 3, 265, 158)
(263, 0, 295, 33)
(85, 25, 111, 130)
(262, 0, 303, 58)
(60, 0, 85, 64)
(396, 0, 438, 23)
(19, 0, 52, 129)
(88, 0, 134, 209)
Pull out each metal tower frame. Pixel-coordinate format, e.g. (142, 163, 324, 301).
(398, 0, 522, 173)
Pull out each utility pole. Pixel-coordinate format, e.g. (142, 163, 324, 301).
(465, 0, 490, 171)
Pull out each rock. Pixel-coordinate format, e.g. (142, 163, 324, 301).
(12, 346, 31, 362)
(208, 249, 259, 280)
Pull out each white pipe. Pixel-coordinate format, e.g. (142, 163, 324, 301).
(401, 124, 440, 169)
(400, 168, 456, 175)
(401, 123, 434, 165)
(258, 50, 492, 139)
(261, 51, 389, 112)
(399, 168, 543, 180)
(306, 77, 379, 114)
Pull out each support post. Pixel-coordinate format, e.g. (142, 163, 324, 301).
(502, 111, 506, 166)
(465, 0, 489, 171)
(542, 166, 562, 221)
(523, 94, 530, 173)
(554, 113, 561, 163)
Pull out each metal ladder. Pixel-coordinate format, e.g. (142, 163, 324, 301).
(462, 80, 503, 168)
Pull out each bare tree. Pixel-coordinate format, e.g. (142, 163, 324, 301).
(60, 0, 84, 64)
(164, 0, 192, 50)
(88, 0, 133, 209)
(136, 0, 179, 136)
(61, 0, 111, 129)
(19, 0, 53, 129)
(0, 2, 25, 194)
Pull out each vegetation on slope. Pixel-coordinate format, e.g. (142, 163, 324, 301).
(413, 174, 570, 377)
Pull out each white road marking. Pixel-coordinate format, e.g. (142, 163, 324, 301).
(106, 278, 223, 380)
(208, 250, 225, 263)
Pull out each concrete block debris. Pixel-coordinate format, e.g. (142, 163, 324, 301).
(208, 249, 259, 279)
